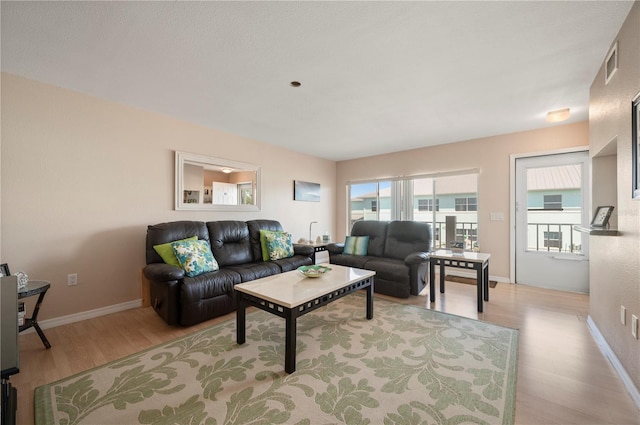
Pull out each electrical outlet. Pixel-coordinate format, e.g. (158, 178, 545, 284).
(621, 305, 626, 325)
(632, 315, 638, 339)
(67, 273, 78, 286)
(490, 212, 504, 221)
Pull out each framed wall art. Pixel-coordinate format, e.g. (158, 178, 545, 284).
(294, 180, 320, 202)
(591, 206, 614, 228)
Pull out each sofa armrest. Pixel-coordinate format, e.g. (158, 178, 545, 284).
(404, 251, 430, 265)
(327, 243, 344, 255)
(293, 244, 314, 257)
(144, 263, 185, 282)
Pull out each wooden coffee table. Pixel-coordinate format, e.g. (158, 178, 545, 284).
(235, 264, 375, 373)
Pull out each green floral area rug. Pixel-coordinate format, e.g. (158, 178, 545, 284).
(35, 294, 518, 425)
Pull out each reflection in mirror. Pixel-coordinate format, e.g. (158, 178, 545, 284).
(175, 151, 261, 211)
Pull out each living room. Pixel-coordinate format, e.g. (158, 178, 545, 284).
(2, 2, 639, 424)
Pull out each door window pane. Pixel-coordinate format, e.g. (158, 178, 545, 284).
(527, 165, 582, 253)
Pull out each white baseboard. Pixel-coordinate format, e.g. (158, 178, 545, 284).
(587, 315, 640, 410)
(21, 299, 143, 334)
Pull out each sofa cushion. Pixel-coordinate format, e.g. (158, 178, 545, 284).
(226, 262, 281, 281)
(351, 221, 388, 257)
(343, 235, 369, 255)
(146, 221, 210, 265)
(262, 230, 294, 260)
(271, 255, 313, 272)
(172, 240, 219, 277)
(363, 257, 409, 284)
(153, 235, 198, 267)
(384, 221, 431, 260)
(247, 220, 284, 261)
(207, 221, 253, 267)
(328, 253, 371, 269)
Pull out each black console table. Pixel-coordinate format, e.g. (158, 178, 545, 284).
(429, 250, 491, 312)
(18, 280, 52, 349)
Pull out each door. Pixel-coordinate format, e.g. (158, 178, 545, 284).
(515, 151, 590, 292)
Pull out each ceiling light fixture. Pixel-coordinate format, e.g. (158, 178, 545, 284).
(546, 108, 570, 123)
(221, 167, 232, 174)
(290, 81, 301, 88)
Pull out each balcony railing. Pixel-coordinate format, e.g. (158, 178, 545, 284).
(352, 219, 580, 254)
(526, 222, 582, 253)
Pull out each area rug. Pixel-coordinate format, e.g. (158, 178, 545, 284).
(446, 275, 498, 288)
(35, 294, 518, 425)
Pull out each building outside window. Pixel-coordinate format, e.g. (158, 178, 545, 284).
(543, 231, 562, 249)
(347, 173, 478, 250)
(418, 198, 439, 211)
(543, 194, 562, 210)
(455, 197, 477, 211)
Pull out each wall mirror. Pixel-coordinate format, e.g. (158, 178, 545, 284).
(633, 92, 640, 199)
(175, 151, 261, 211)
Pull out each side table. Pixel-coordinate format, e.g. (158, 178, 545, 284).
(18, 280, 52, 349)
(429, 250, 491, 312)
(305, 243, 331, 264)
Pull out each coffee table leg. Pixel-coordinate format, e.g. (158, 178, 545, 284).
(285, 310, 297, 373)
(440, 260, 446, 293)
(429, 259, 435, 302)
(236, 295, 246, 345)
(476, 264, 483, 312)
(483, 261, 490, 301)
(366, 280, 374, 320)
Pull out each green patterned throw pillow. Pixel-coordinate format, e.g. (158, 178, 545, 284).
(263, 230, 294, 261)
(171, 239, 219, 277)
(343, 235, 369, 255)
(153, 235, 198, 267)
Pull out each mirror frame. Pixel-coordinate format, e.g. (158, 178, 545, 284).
(633, 91, 640, 200)
(175, 151, 261, 211)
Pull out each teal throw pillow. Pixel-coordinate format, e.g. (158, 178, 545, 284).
(172, 239, 219, 277)
(343, 235, 369, 256)
(153, 235, 198, 267)
(263, 231, 294, 261)
(259, 229, 288, 261)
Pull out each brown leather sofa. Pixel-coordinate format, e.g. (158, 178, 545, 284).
(327, 220, 431, 298)
(144, 219, 314, 326)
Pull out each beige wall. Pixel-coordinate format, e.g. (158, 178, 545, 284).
(336, 122, 589, 280)
(0, 73, 336, 321)
(589, 2, 640, 391)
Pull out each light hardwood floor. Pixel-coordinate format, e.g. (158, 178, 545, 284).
(11, 280, 640, 425)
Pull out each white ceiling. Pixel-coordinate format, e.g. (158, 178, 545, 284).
(1, 1, 634, 161)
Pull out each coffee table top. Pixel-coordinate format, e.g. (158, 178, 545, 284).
(234, 264, 375, 308)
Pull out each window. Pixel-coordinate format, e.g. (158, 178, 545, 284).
(544, 231, 562, 250)
(455, 197, 477, 211)
(348, 181, 393, 228)
(347, 171, 478, 249)
(543, 194, 562, 210)
(418, 198, 438, 212)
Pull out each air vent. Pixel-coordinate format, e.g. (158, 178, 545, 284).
(605, 42, 618, 85)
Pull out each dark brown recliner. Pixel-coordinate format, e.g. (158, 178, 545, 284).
(327, 220, 431, 298)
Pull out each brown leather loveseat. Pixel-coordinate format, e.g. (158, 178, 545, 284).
(144, 219, 314, 326)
